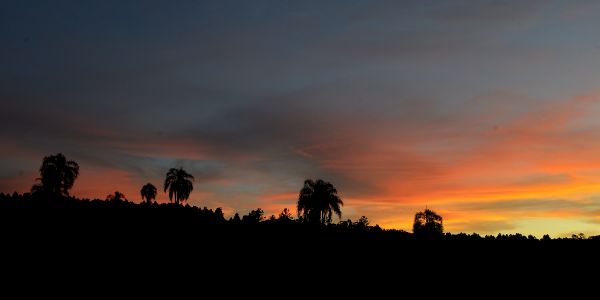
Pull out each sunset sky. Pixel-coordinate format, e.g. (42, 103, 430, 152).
(2, 1, 600, 236)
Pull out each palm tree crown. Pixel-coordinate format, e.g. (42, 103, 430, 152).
(140, 183, 157, 203)
(31, 153, 79, 197)
(164, 168, 194, 204)
(297, 179, 343, 225)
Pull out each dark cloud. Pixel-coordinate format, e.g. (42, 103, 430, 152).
(2, 1, 600, 235)
(431, 0, 548, 25)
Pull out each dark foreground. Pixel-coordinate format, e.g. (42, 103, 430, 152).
(1, 194, 599, 292)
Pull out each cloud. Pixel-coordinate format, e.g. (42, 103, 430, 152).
(447, 219, 517, 234)
(511, 173, 573, 187)
(430, 0, 548, 25)
(2, 1, 600, 236)
(454, 198, 582, 212)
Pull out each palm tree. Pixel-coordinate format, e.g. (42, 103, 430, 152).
(140, 183, 157, 203)
(297, 179, 343, 225)
(31, 153, 80, 197)
(413, 209, 443, 238)
(106, 191, 127, 202)
(163, 168, 194, 204)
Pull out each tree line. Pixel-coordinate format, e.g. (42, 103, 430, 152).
(3, 152, 597, 241)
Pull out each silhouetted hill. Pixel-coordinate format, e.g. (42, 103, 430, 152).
(1, 191, 599, 290)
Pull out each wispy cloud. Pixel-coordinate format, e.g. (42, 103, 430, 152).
(2, 1, 600, 235)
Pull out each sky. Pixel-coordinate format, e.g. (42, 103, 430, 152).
(2, 0, 600, 237)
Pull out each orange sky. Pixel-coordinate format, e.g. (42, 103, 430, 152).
(2, 1, 600, 237)
(3, 91, 600, 237)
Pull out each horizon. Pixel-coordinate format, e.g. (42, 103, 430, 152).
(2, 1, 600, 237)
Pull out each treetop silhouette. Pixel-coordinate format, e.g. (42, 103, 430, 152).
(413, 208, 443, 238)
(164, 168, 194, 204)
(141, 183, 157, 203)
(107, 191, 127, 202)
(18, 153, 599, 241)
(297, 179, 343, 225)
(31, 153, 79, 198)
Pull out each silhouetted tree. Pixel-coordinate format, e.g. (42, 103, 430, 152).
(243, 208, 264, 224)
(339, 219, 353, 229)
(297, 179, 343, 225)
(355, 216, 370, 228)
(163, 168, 194, 204)
(413, 209, 443, 238)
(107, 191, 127, 202)
(278, 208, 293, 221)
(140, 183, 157, 203)
(214, 207, 225, 222)
(31, 153, 79, 197)
(230, 213, 241, 223)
